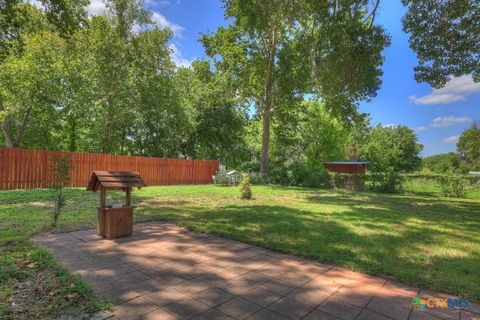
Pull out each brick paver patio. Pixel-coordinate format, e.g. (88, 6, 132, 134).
(33, 222, 477, 320)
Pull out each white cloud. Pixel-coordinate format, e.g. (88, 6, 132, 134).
(151, 11, 184, 37)
(87, 0, 107, 16)
(409, 94, 465, 105)
(414, 126, 428, 132)
(409, 75, 480, 105)
(442, 135, 460, 144)
(430, 116, 472, 128)
(169, 43, 194, 68)
(86, 1, 185, 39)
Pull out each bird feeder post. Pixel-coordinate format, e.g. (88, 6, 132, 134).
(97, 188, 107, 237)
(126, 187, 131, 207)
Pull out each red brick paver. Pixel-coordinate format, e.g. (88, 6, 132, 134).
(33, 222, 476, 320)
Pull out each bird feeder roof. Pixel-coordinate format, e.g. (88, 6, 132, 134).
(86, 171, 146, 191)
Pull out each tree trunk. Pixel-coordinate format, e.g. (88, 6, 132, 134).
(260, 25, 277, 175)
(260, 102, 272, 175)
(0, 98, 15, 148)
(101, 102, 114, 153)
(14, 107, 31, 147)
(1, 119, 14, 148)
(68, 117, 77, 152)
(102, 118, 113, 153)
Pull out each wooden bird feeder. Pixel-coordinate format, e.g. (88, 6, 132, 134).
(87, 171, 146, 239)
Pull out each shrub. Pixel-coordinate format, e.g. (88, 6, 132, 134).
(366, 171, 404, 193)
(438, 174, 467, 198)
(255, 161, 328, 188)
(248, 172, 267, 185)
(239, 173, 253, 199)
(328, 173, 365, 191)
(49, 155, 72, 227)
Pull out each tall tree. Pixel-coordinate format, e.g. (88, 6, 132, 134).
(0, 0, 87, 148)
(128, 27, 187, 157)
(402, 0, 480, 87)
(202, 0, 389, 174)
(85, 0, 149, 153)
(457, 121, 480, 171)
(362, 125, 423, 172)
(174, 60, 248, 166)
(299, 101, 350, 170)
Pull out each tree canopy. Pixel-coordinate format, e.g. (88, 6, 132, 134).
(422, 152, 460, 174)
(361, 125, 423, 172)
(2, 0, 472, 183)
(202, 0, 390, 174)
(457, 121, 480, 171)
(402, 0, 480, 87)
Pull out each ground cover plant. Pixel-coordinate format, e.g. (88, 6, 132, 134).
(1, 183, 479, 308)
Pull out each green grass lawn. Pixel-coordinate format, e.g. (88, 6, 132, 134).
(1, 183, 479, 317)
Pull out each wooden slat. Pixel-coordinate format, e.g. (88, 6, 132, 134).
(0, 147, 219, 190)
(97, 182, 145, 188)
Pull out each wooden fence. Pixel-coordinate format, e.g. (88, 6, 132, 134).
(0, 148, 219, 190)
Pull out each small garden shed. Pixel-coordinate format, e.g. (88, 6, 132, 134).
(323, 162, 368, 174)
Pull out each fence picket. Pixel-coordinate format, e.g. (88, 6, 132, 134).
(0, 148, 219, 189)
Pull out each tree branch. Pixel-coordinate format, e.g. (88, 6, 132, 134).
(365, 0, 381, 28)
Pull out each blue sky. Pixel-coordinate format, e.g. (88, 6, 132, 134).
(89, 0, 480, 156)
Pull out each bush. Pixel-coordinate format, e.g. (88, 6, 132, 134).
(239, 173, 253, 199)
(328, 173, 365, 190)
(254, 161, 328, 188)
(438, 174, 467, 198)
(248, 172, 267, 185)
(49, 155, 72, 227)
(366, 171, 404, 193)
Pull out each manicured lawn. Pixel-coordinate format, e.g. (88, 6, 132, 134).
(1, 184, 479, 316)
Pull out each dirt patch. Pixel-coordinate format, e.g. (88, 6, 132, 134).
(5, 270, 52, 318)
(3, 267, 80, 319)
(2, 267, 100, 319)
(31, 201, 54, 209)
(1, 248, 106, 319)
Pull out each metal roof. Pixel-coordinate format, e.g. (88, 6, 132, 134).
(323, 162, 369, 165)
